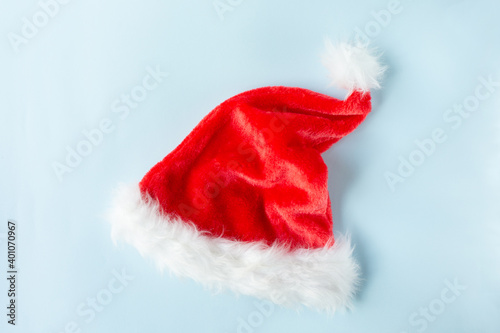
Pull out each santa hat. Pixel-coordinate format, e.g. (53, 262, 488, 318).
(107, 40, 385, 313)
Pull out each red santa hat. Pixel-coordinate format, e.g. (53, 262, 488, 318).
(107, 40, 385, 313)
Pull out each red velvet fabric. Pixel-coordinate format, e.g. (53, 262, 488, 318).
(139, 86, 371, 250)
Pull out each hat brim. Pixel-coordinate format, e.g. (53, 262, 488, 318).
(107, 183, 360, 313)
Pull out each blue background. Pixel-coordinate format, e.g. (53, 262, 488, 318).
(1, 0, 499, 332)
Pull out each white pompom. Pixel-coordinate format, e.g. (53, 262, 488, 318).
(321, 39, 386, 92)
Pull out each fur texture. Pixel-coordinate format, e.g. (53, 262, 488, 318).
(322, 39, 386, 92)
(138, 86, 371, 250)
(108, 183, 360, 313)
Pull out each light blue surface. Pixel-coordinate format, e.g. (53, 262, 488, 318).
(1, 0, 499, 332)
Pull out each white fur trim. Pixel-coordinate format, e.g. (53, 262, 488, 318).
(107, 183, 360, 313)
(322, 39, 386, 92)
